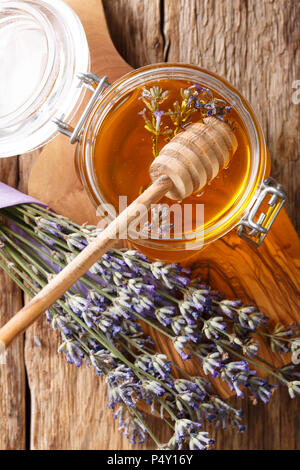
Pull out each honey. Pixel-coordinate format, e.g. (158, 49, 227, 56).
(93, 78, 251, 257)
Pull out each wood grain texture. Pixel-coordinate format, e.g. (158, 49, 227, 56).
(0, 159, 26, 450)
(25, 0, 171, 451)
(142, 208, 300, 406)
(0, 0, 299, 451)
(104, 0, 300, 233)
(0, 176, 173, 349)
(103, 0, 164, 68)
(28, 0, 131, 226)
(25, 316, 172, 450)
(105, 0, 300, 449)
(28, 0, 300, 405)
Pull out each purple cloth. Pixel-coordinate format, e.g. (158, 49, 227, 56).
(0, 182, 45, 208)
(0, 182, 86, 294)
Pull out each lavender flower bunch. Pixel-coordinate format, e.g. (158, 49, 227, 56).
(0, 203, 299, 449)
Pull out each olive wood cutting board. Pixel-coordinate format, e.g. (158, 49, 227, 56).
(28, 0, 300, 400)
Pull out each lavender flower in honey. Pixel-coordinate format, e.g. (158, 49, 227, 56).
(140, 84, 232, 158)
(140, 86, 172, 157)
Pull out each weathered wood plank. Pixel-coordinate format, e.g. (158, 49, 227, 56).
(1, 0, 298, 451)
(163, 0, 300, 232)
(0, 158, 26, 450)
(103, 0, 164, 67)
(104, 0, 300, 232)
(102, 0, 300, 450)
(24, 0, 171, 451)
(25, 316, 172, 450)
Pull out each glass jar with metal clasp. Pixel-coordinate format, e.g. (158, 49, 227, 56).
(0, 0, 286, 261)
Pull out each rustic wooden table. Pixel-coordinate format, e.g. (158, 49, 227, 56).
(0, 0, 299, 450)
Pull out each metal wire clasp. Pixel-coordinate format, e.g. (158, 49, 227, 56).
(237, 177, 286, 246)
(53, 73, 110, 144)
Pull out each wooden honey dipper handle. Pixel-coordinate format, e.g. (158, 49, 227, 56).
(0, 176, 172, 348)
(0, 118, 237, 348)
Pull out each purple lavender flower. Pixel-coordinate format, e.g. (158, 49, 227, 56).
(127, 278, 155, 296)
(211, 397, 245, 431)
(121, 318, 143, 336)
(179, 300, 198, 324)
(154, 110, 164, 131)
(194, 376, 212, 394)
(288, 381, 300, 399)
(113, 405, 124, 425)
(36, 217, 64, 239)
(142, 87, 152, 99)
(150, 262, 190, 289)
(135, 354, 171, 380)
(174, 377, 209, 402)
(58, 339, 84, 367)
(221, 363, 254, 398)
(201, 352, 223, 378)
(116, 408, 147, 445)
(106, 366, 140, 409)
(135, 355, 154, 374)
(270, 323, 298, 354)
(182, 324, 202, 343)
(237, 306, 268, 330)
(247, 376, 277, 403)
(58, 319, 73, 337)
(203, 316, 227, 340)
(65, 233, 87, 251)
(34, 228, 56, 247)
(190, 287, 212, 310)
(175, 379, 208, 409)
(174, 419, 202, 444)
(143, 380, 166, 397)
(152, 354, 172, 379)
(170, 315, 187, 335)
(91, 348, 117, 372)
(218, 299, 242, 318)
(97, 314, 122, 336)
(155, 306, 176, 326)
(173, 336, 191, 361)
(89, 352, 106, 376)
(45, 309, 52, 322)
(242, 339, 259, 358)
(66, 294, 90, 314)
(132, 293, 154, 315)
(189, 432, 215, 450)
(196, 402, 216, 423)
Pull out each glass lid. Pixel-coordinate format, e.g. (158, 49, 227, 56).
(0, 0, 90, 158)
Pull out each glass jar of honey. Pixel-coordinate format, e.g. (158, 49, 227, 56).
(75, 64, 286, 261)
(0, 1, 286, 262)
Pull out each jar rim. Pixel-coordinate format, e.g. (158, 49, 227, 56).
(78, 63, 267, 250)
(0, 0, 90, 158)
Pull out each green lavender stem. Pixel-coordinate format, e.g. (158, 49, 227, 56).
(1, 202, 299, 449)
(0, 214, 290, 388)
(0, 236, 191, 419)
(0, 247, 164, 446)
(218, 341, 288, 384)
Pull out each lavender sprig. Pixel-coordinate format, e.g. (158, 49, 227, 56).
(140, 84, 232, 159)
(0, 203, 299, 449)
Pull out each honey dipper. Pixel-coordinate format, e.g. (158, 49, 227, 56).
(0, 117, 237, 348)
